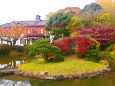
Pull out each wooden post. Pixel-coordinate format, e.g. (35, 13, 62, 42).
(27, 37, 28, 45)
(25, 39, 26, 45)
(1, 38, 2, 44)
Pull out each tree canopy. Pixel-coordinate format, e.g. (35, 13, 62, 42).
(0, 22, 24, 46)
(28, 39, 61, 61)
(45, 12, 71, 40)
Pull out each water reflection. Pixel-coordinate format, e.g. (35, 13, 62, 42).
(0, 60, 25, 70)
(0, 79, 31, 86)
(0, 64, 8, 69)
(0, 72, 115, 86)
(0, 57, 115, 86)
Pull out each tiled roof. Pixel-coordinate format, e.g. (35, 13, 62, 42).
(0, 20, 47, 28)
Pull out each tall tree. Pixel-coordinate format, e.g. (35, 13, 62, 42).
(45, 12, 71, 40)
(65, 16, 84, 36)
(57, 7, 80, 17)
(45, 7, 80, 19)
(0, 22, 24, 46)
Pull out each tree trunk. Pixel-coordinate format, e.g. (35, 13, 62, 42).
(10, 41, 13, 47)
(12, 39, 17, 46)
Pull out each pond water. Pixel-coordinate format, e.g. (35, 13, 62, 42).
(0, 57, 115, 86)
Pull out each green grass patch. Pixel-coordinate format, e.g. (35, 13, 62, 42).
(17, 55, 108, 75)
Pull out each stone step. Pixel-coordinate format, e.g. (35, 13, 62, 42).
(0, 69, 16, 75)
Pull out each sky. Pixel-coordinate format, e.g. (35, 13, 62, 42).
(0, 0, 95, 25)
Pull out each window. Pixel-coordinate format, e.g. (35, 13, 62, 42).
(40, 29, 43, 34)
(33, 29, 37, 34)
(27, 29, 30, 34)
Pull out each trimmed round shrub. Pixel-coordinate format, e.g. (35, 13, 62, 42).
(28, 39, 62, 62)
(52, 54, 64, 62)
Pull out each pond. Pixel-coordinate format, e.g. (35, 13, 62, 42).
(0, 57, 115, 86)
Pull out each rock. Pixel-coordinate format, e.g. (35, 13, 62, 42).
(68, 75, 76, 79)
(81, 73, 86, 78)
(91, 72, 97, 76)
(107, 68, 112, 72)
(57, 75, 64, 80)
(44, 72, 48, 76)
(40, 75, 44, 79)
(15, 70, 21, 74)
(22, 73, 27, 76)
(0, 69, 16, 75)
(75, 75, 80, 79)
(102, 69, 107, 73)
(64, 76, 68, 79)
(44, 76, 56, 80)
(36, 75, 40, 79)
(35, 72, 40, 78)
(18, 72, 24, 75)
(27, 72, 33, 77)
(97, 71, 102, 75)
(32, 57, 42, 62)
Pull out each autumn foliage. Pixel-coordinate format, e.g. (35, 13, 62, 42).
(51, 35, 99, 55)
(51, 37, 74, 53)
(46, 7, 80, 19)
(57, 7, 80, 17)
(75, 35, 97, 55)
(0, 22, 24, 46)
(78, 26, 115, 45)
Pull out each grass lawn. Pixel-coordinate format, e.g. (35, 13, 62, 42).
(17, 55, 108, 76)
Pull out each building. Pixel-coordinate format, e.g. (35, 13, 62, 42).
(0, 15, 48, 46)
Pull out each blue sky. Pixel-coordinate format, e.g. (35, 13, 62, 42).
(0, 0, 95, 24)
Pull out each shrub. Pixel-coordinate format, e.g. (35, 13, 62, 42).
(9, 50, 24, 57)
(25, 45, 32, 56)
(100, 52, 115, 67)
(52, 54, 64, 62)
(85, 49, 102, 62)
(51, 37, 76, 55)
(75, 35, 101, 62)
(12, 45, 25, 52)
(76, 53, 83, 58)
(51, 35, 102, 62)
(0, 44, 12, 56)
(28, 50, 35, 57)
(29, 39, 62, 62)
(105, 44, 114, 52)
(75, 35, 100, 55)
(78, 26, 115, 49)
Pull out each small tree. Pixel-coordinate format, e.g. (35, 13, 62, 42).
(28, 39, 61, 61)
(0, 22, 24, 46)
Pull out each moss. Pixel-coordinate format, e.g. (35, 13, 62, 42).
(17, 55, 108, 75)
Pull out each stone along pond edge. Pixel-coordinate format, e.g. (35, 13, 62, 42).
(14, 64, 112, 80)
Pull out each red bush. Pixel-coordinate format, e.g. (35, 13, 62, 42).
(78, 26, 115, 44)
(51, 37, 74, 53)
(51, 35, 97, 55)
(75, 35, 96, 55)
